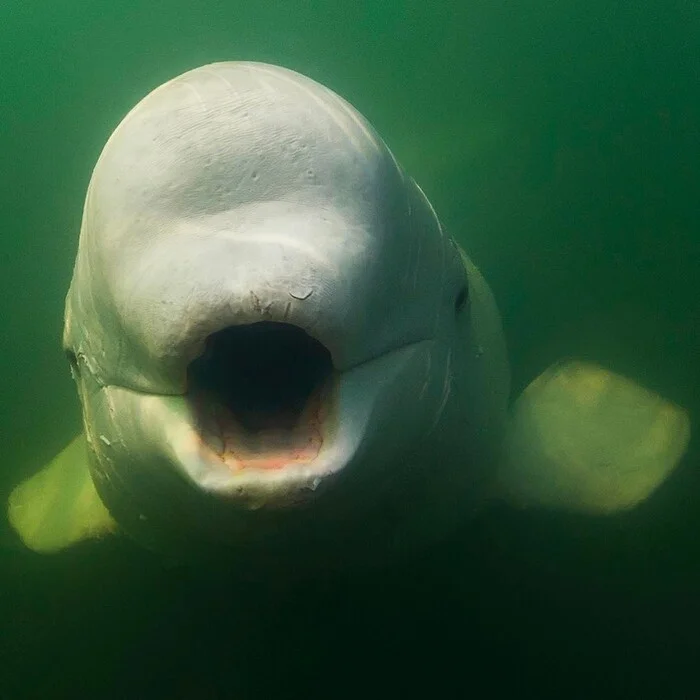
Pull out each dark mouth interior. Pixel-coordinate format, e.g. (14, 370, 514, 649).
(187, 322, 334, 433)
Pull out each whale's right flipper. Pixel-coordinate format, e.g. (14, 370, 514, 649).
(7, 433, 117, 553)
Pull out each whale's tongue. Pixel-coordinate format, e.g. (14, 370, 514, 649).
(195, 389, 327, 472)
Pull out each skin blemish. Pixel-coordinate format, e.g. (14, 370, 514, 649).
(289, 289, 313, 301)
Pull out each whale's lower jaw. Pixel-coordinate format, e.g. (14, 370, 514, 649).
(180, 375, 340, 509)
(83, 335, 435, 511)
(192, 384, 328, 475)
(170, 339, 433, 505)
(67, 336, 444, 565)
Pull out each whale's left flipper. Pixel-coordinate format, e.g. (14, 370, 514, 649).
(500, 360, 691, 513)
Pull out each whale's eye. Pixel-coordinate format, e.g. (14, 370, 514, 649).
(65, 349, 77, 369)
(65, 349, 80, 378)
(454, 285, 469, 315)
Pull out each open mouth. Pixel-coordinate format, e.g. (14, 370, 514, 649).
(187, 322, 336, 474)
(86, 319, 431, 505)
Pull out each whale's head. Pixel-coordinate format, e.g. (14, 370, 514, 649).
(63, 62, 482, 565)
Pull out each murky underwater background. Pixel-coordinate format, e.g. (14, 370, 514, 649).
(1, 1, 699, 697)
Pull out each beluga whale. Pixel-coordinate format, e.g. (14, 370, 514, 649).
(8, 62, 691, 571)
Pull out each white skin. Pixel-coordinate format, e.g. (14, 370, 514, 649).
(11, 62, 683, 568)
(63, 62, 509, 566)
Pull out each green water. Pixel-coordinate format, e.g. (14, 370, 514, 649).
(1, 1, 699, 697)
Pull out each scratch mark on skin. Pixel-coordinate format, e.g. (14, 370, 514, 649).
(249, 291, 273, 317)
(253, 64, 380, 155)
(289, 289, 313, 300)
(419, 353, 432, 400)
(430, 349, 453, 430)
(178, 80, 208, 111)
(199, 67, 238, 93)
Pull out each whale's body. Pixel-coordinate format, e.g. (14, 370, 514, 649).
(8, 63, 690, 571)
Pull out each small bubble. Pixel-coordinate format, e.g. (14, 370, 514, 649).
(251, 171, 258, 180)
